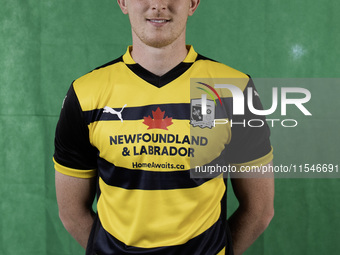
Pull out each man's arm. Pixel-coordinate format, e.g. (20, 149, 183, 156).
(55, 170, 96, 249)
(228, 161, 275, 255)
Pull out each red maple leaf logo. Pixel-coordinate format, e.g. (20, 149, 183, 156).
(143, 107, 173, 130)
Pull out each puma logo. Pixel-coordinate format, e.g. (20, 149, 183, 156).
(103, 104, 127, 122)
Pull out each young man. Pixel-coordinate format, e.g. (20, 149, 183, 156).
(54, 1, 274, 254)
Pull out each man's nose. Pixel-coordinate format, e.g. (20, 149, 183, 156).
(150, 0, 167, 11)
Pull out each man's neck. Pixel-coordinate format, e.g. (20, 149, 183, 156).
(130, 39, 188, 77)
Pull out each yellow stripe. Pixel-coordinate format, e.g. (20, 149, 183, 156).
(89, 119, 191, 171)
(217, 247, 226, 255)
(74, 65, 191, 111)
(74, 50, 249, 112)
(53, 158, 96, 178)
(89, 118, 231, 172)
(97, 176, 225, 248)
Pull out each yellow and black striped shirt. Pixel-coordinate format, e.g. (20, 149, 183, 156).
(53, 46, 273, 255)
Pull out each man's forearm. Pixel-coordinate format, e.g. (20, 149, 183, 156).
(228, 206, 274, 255)
(60, 209, 95, 249)
(55, 171, 97, 249)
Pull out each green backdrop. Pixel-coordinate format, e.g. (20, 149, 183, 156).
(1, 0, 339, 254)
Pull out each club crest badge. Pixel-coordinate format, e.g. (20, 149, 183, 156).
(190, 99, 215, 129)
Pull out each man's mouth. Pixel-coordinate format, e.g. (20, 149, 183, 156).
(147, 19, 170, 24)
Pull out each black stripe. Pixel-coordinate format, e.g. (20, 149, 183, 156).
(98, 157, 211, 190)
(83, 97, 234, 125)
(83, 103, 191, 125)
(88, 215, 226, 255)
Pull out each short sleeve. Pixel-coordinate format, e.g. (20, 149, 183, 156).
(225, 78, 273, 167)
(53, 84, 98, 178)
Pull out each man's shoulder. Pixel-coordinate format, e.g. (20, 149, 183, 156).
(76, 56, 124, 83)
(71, 55, 126, 96)
(93, 55, 125, 72)
(194, 53, 249, 79)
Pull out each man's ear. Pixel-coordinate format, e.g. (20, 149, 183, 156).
(188, 0, 200, 16)
(117, 0, 128, 14)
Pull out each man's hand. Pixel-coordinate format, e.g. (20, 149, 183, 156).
(55, 171, 96, 249)
(228, 161, 275, 255)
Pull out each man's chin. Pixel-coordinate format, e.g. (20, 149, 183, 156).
(144, 41, 173, 49)
(141, 36, 177, 49)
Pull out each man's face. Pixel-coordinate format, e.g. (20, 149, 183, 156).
(118, 0, 200, 48)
